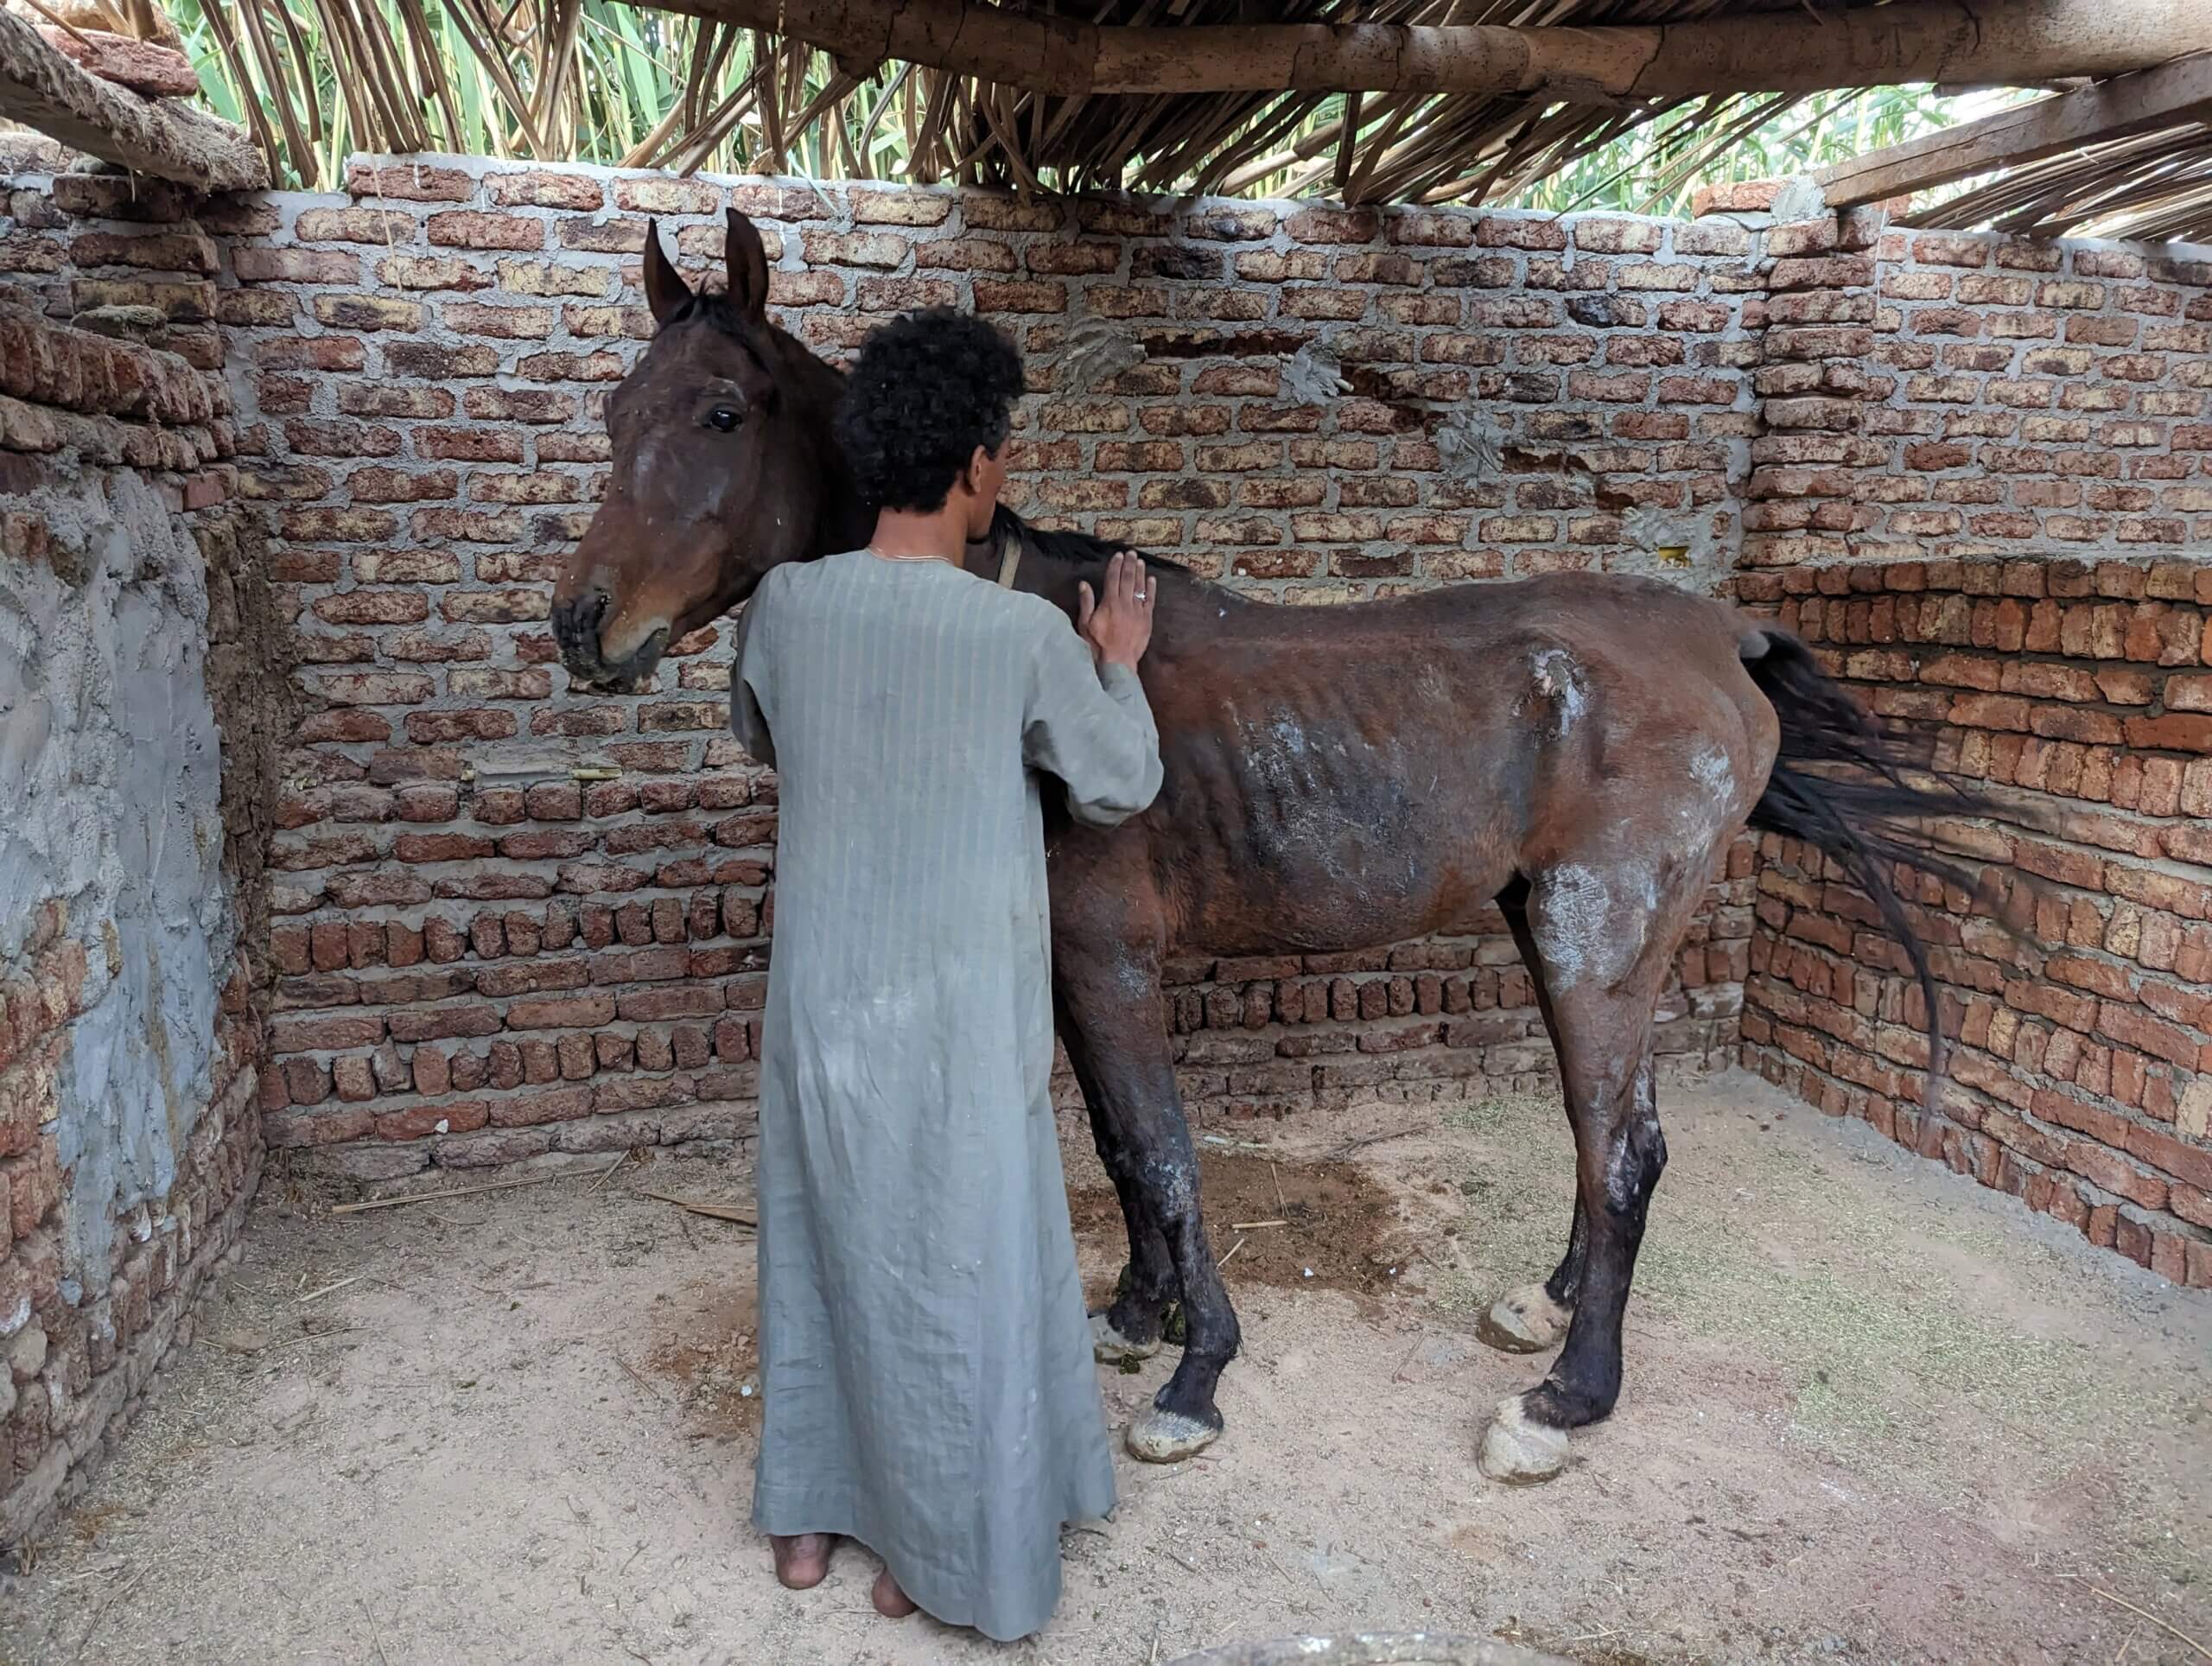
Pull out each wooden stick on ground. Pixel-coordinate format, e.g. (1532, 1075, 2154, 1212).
(2065, 1580, 2212, 1663)
(639, 1188, 757, 1227)
(1227, 1218, 1287, 1231)
(616, 1355, 671, 1403)
(330, 1171, 568, 1216)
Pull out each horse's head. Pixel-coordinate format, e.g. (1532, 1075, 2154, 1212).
(553, 210, 856, 691)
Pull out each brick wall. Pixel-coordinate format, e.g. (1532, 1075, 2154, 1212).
(1738, 210, 2212, 568)
(0, 165, 276, 1544)
(1734, 212, 2212, 1289)
(212, 156, 1767, 1184)
(5, 151, 2208, 1296)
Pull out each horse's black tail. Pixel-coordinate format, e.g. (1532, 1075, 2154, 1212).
(1740, 626, 1998, 1077)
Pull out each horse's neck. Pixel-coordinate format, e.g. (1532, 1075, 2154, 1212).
(817, 482, 873, 556)
(1014, 563, 1088, 624)
(957, 533, 1087, 622)
(782, 340, 872, 557)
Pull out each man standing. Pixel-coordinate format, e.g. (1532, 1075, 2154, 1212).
(729, 308, 1163, 1640)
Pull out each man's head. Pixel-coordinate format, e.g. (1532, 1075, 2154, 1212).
(836, 308, 1025, 541)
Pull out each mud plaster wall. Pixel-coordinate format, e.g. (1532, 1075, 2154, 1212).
(0, 162, 271, 1548)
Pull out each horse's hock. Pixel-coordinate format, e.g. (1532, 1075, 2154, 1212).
(0, 149, 2209, 1548)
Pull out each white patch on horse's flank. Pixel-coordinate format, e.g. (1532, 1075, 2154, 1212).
(1529, 647, 1586, 732)
(1530, 864, 1605, 991)
(1271, 716, 1307, 752)
(1690, 742, 1733, 800)
(1675, 742, 1744, 847)
(1235, 712, 1372, 888)
(1532, 862, 1653, 993)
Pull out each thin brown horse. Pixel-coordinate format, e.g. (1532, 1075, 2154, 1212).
(554, 212, 1975, 1484)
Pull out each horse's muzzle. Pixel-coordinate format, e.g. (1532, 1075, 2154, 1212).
(551, 586, 666, 694)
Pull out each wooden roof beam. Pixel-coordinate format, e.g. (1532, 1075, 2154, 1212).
(0, 8, 264, 193)
(1816, 50, 2212, 209)
(639, 0, 2209, 99)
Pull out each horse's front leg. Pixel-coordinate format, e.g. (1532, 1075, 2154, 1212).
(1055, 978, 1178, 1362)
(1056, 940, 1238, 1462)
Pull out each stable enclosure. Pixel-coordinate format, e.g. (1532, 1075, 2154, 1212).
(3, 143, 2209, 1558)
(3, 0, 2212, 1646)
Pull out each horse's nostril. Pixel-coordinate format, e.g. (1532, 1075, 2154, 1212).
(586, 589, 609, 627)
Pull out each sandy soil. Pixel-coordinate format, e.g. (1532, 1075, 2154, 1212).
(3, 1070, 2206, 1666)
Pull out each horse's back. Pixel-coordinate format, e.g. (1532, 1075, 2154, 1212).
(1116, 566, 1773, 957)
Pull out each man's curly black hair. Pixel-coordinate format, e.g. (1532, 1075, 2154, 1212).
(835, 308, 1025, 513)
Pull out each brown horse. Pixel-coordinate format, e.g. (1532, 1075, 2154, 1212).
(554, 212, 1975, 1484)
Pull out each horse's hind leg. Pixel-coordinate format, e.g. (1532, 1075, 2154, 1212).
(1476, 886, 1586, 1356)
(1055, 981, 1177, 1363)
(1476, 852, 1709, 1485)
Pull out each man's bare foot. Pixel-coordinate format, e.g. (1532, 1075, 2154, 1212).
(772, 1534, 834, 1590)
(871, 1565, 918, 1619)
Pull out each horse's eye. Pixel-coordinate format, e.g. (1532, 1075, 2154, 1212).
(707, 405, 741, 432)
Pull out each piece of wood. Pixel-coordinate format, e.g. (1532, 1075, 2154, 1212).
(639, 1187, 757, 1226)
(35, 25, 201, 98)
(294, 1274, 364, 1305)
(2063, 1579, 2212, 1663)
(0, 9, 264, 192)
(639, 0, 2203, 99)
(1819, 50, 2212, 207)
(329, 1172, 565, 1215)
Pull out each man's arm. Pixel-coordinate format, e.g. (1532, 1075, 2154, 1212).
(728, 583, 776, 769)
(1022, 552, 1161, 826)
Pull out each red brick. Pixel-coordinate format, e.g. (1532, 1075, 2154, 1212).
(346, 162, 474, 200)
(485, 171, 605, 210)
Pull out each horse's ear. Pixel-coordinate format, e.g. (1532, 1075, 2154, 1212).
(726, 209, 769, 326)
(641, 217, 690, 327)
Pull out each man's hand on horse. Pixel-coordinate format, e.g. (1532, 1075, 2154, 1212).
(1079, 550, 1155, 670)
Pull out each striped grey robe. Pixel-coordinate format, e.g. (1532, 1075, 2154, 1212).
(731, 549, 1162, 1642)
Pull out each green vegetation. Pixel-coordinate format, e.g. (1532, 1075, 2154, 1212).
(162, 2, 2006, 207)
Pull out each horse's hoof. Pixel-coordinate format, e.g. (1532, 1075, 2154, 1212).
(1126, 1407, 1219, 1463)
(1477, 1395, 1569, 1485)
(1091, 1312, 1161, 1364)
(1476, 1283, 1571, 1354)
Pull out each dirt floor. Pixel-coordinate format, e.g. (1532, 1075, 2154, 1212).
(3, 1071, 2207, 1665)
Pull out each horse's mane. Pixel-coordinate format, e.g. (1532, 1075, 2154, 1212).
(992, 506, 1195, 579)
